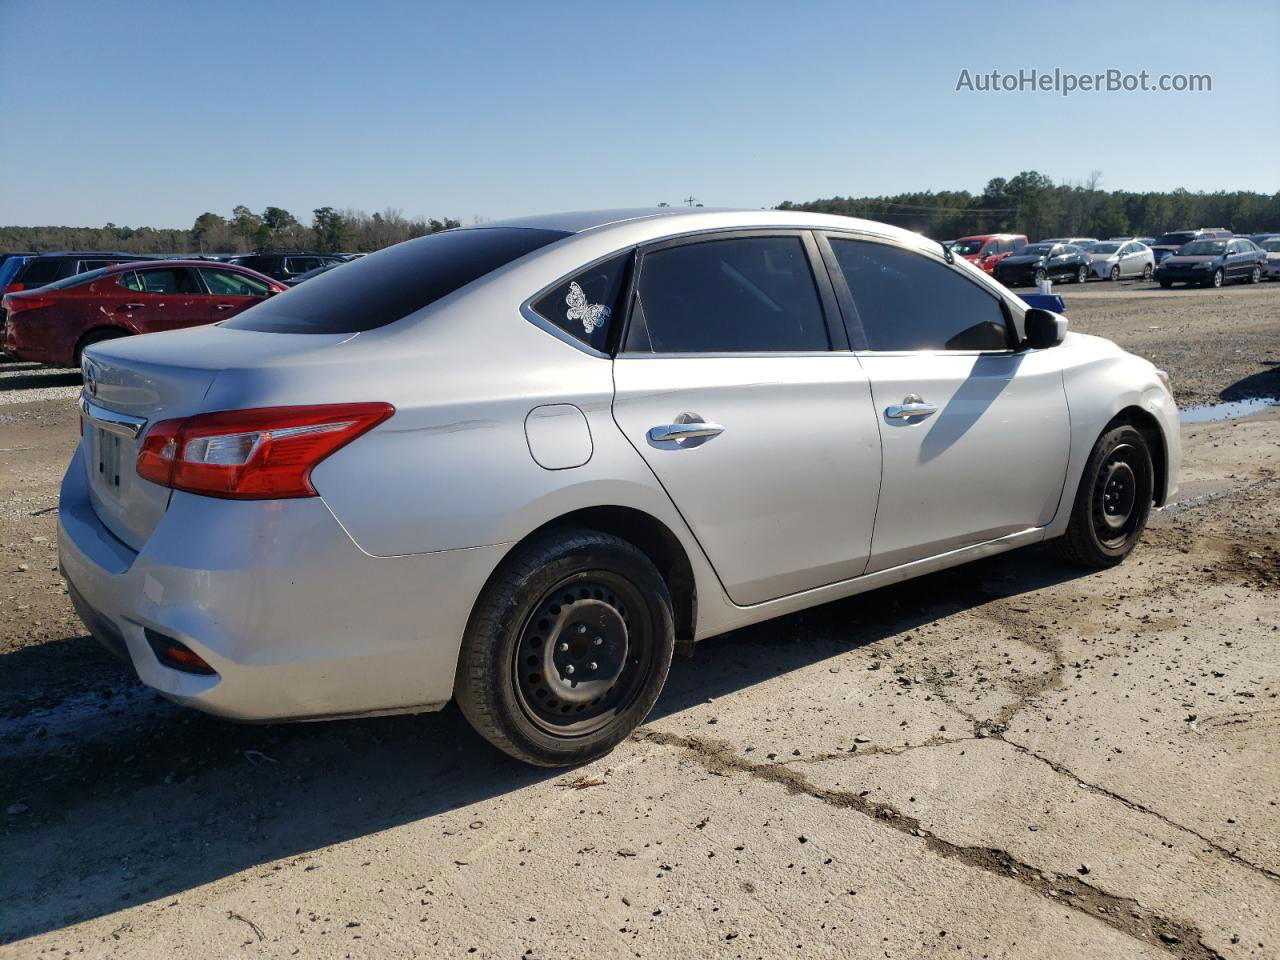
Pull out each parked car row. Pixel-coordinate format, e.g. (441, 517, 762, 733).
(948, 226, 1274, 289)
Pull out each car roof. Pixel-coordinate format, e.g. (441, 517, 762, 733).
(26, 251, 156, 259)
(455, 208, 935, 248)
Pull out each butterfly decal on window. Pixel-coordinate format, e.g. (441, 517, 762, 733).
(565, 281, 610, 335)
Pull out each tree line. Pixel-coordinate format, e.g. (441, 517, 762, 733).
(4, 175, 1277, 255)
(777, 171, 1280, 240)
(0, 206, 463, 255)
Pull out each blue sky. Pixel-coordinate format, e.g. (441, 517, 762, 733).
(2, 0, 1277, 228)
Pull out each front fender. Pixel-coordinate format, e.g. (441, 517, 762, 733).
(1044, 337, 1180, 537)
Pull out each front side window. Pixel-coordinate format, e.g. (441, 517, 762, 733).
(200, 268, 272, 297)
(223, 227, 569, 334)
(625, 236, 829, 353)
(531, 252, 630, 352)
(829, 238, 1010, 352)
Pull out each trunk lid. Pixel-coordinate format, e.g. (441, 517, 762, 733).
(79, 326, 354, 550)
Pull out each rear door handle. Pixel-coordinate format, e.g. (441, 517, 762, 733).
(118, 303, 145, 311)
(648, 420, 724, 443)
(885, 394, 938, 419)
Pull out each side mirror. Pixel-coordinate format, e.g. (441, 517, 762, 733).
(1023, 308, 1068, 349)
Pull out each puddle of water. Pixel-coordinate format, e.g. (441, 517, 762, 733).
(1179, 397, 1279, 424)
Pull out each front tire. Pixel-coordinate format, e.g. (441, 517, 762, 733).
(1158, 279, 1172, 289)
(1056, 425, 1154, 569)
(1076, 265, 1089, 284)
(1109, 264, 1120, 281)
(1211, 268, 1224, 288)
(455, 528, 675, 767)
(1250, 266, 1262, 284)
(1142, 263, 1153, 281)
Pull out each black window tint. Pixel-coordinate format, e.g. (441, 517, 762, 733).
(223, 228, 569, 334)
(199, 268, 272, 296)
(136, 268, 200, 294)
(626, 236, 828, 353)
(531, 252, 630, 352)
(830, 239, 1009, 352)
(284, 257, 321, 274)
(17, 259, 64, 287)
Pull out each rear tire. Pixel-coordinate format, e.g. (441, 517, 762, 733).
(1158, 279, 1172, 289)
(74, 328, 130, 369)
(1056, 425, 1154, 569)
(1075, 265, 1088, 284)
(455, 528, 675, 767)
(1250, 266, 1262, 284)
(1142, 264, 1153, 281)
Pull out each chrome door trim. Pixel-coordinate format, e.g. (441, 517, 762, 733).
(80, 395, 147, 439)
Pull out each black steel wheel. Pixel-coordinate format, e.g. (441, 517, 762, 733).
(1057, 425, 1154, 568)
(455, 528, 674, 766)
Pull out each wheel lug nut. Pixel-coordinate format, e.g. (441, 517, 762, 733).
(577, 624, 587, 634)
(564, 664, 575, 675)
(558, 642, 568, 652)
(593, 637, 603, 646)
(588, 662, 597, 671)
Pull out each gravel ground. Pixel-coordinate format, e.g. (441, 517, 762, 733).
(0, 283, 1277, 959)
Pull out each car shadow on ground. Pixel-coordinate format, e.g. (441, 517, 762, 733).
(0, 542, 1089, 942)
(0, 358, 80, 392)
(1220, 361, 1280, 402)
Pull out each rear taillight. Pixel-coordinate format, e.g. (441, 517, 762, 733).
(136, 403, 393, 499)
(4, 283, 23, 293)
(3, 295, 55, 314)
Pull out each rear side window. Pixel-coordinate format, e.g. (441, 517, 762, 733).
(16, 259, 64, 287)
(531, 252, 631, 352)
(223, 228, 569, 334)
(134, 268, 201, 293)
(830, 238, 1010, 352)
(625, 236, 829, 353)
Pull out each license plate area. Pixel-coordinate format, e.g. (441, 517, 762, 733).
(93, 428, 125, 495)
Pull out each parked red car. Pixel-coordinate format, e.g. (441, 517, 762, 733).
(2, 260, 286, 368)
(949, 234, 1028, 274)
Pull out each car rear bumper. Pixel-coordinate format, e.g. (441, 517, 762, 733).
(57, 445, 508, 721)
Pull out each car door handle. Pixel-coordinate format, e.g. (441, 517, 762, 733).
(214, 303, 236, 310)
(118, 303, 145, 311)
(885, 394, 938, 419)
(648, 421, 725, 443)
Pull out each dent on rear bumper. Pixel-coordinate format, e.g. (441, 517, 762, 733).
(57, 446, 507, 721)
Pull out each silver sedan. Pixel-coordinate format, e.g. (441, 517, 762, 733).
(1087, 240, 1155, 281)
(61, 209, 1180, 766)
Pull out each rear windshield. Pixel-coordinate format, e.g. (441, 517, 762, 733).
(1021, 243, 1053, 256)
(949, 239, 986, 255)
(40, 267, 113, 290)
(1181, 240, 1227, 256)
(222, 228, 569, 334)
(1155, 233, 1196, 246)
(1088, 242, 1121, 254)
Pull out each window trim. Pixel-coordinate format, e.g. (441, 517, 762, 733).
(520, 248, 637, 359)
(615, 228, 849, 359)
(817, 230, 1022, 357)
